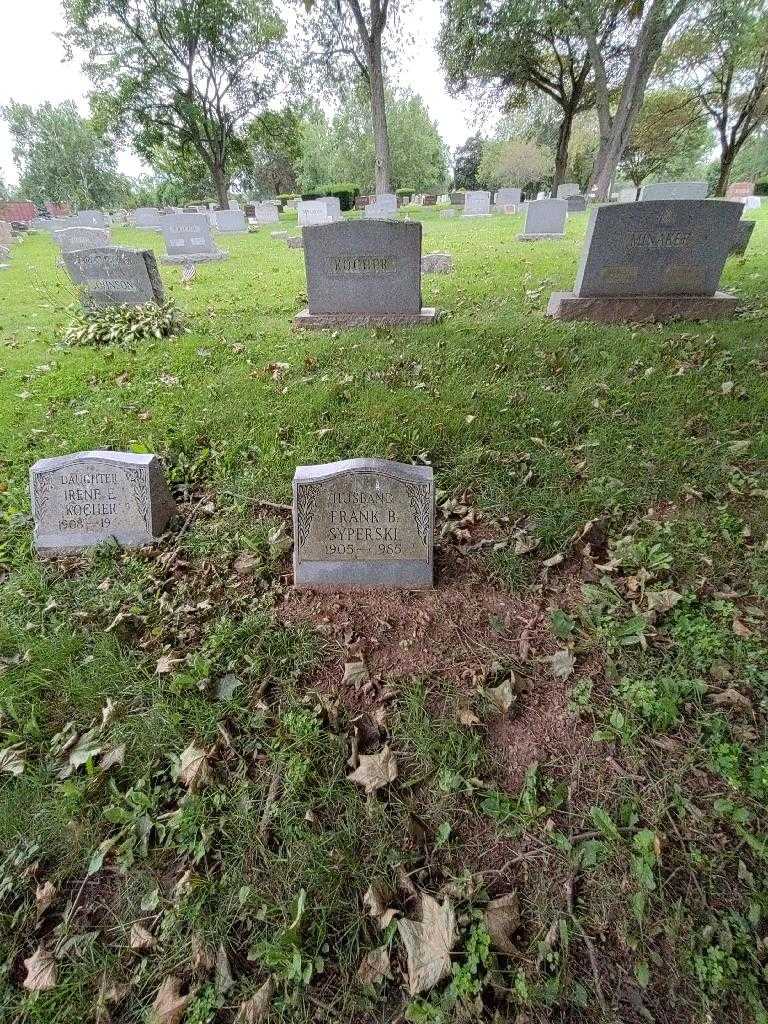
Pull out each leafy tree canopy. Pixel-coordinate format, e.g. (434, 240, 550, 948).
(619, 88, 711, 187)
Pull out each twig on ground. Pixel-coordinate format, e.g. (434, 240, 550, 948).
(222, 490, 292, 512)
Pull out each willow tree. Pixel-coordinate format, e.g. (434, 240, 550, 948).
(61, 0, 286, 207)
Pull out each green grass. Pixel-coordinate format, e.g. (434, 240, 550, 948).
(0, 207, 767, 1022)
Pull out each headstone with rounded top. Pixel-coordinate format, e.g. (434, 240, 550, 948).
(293, 458, 434, 590)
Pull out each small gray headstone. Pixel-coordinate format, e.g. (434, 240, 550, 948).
(64, 246, 165, 307)
(556, 183, 580, 199)
(271, 229, 289, 239)
(730, 219, 755, 256)
(133, 207, 162, 228)
(295, 219, 437, 327)
(299, 201, 333, 228)
(495, 188, 522, 207)
(441, 209, 456, 219)
(30, 451, 175, 555)
(566, 195, 587, 214)
(252, 203, 280, 224)
(519, 199, 567, 240)
(744, 196, 761, 211)
(463, 190, 491, 217)
(0, 220, 12, 245)
(422, 252, 453, 274)
(160, 213, 226, 263)
(638, 180, 708, 201)
(574, 200, 742, 296)
(286, 235, 304, 249)
(73, 210, 109, 229)
(293, 458, 434, 590)
(54, 226, 111, 253)
(214, 209, 248, 233)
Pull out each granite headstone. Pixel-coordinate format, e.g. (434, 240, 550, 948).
(463, 190, 491, 217)
(30, 451, 175, 555)
(160, 213, 226, 263)
(295, 219, 437, 327)
(64, 246, 165, 307)
(518, 199, 567, 240)
(214, 208, 248, 233)
(556, 183, 581, 199)
(638, 180, 708, 201)
(293, 458, 434, 590)
(54, 226, 111, 252)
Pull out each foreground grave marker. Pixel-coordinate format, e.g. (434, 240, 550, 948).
(548, 199, 742, 322)
(293, 458, 434, 590)
(64, 246, 165, 307)
(294, 220, 437, 327)
(31, 451, 175, 555)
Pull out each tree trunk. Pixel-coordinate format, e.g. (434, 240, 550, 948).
(369, 32, 392, 194)
(212, 163, 229, 208)
(714, 145, 736, 197)
(551, 108, 575, 197)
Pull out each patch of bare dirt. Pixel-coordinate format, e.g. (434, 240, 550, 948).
(277, 543, 596, 793)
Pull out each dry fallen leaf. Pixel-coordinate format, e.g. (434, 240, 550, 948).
(732, 618, 753, 638)
(236, 977, 274, 1023)
(357, 946, 392, 986)
(23, 946, 57, 991)
(215, 944, 234, 995)
(0, 745, 25, 776)
(457, 708, 480, 727)
(35, 881, 56, 919)
(348, 746, 398, 795)
(156, 654, 180, 675)
(484, 892, 520, 955)
(708, 688, 753, 713)
(100, 744, 126, 772)
(487, 677, 516, 715)
(364, 883, 398, 929)
(150, 977, 194, 1024)
(545, 648, 576, 680)
(179, 742, 210, 791)
(646, 589, 683, 614)
(397, 893, 456, 995)
(343, 660, 369, 686)
(233, 552, 259, 576)
(130, 923, 156, 952)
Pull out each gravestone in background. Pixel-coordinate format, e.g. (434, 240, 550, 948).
(30, 451, 175, 555)
(450, 192, 465, 205)
(0, 221, 12, 245)
(744, 196, 762, 210)
(214, 209, 248, 233)
(250, 203, 280, 224)
(364, 193, 398, 220)
(548, 199, 742, 322)
(638, 180, 708, 201)
(462, 190, 491, 217)
(0, 244, 10, 269)
(726, 181, 754, 200)
(64, 246, 165, 307)
(495, 188, 522, 208)
(422, 194, 437, 206)
(160, 213, 226, 264)
(294, 219, 437, 327)
(730, 219, 755, 256)
(298, 200, 333, 228)
(556, 183, 580, 199)
(422, 252, 453, 274)
(73, 210, 109, 229)
(518, 198, 567, 240)
(54, 226, 111, 253)
(133, 207, 162, 228)
(566, 195, 587, 214)
(293, 458, 434, 590)
(617, 188, 637, 203)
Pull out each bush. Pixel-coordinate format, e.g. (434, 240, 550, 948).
(64, 302, 185, 347)
(396, 188, 412, 198)
(754, 179, 768, 196)
(277, 193, 298, 202)
(301, 184, 360, 212)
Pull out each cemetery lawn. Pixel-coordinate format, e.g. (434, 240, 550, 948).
(1, 208, 767, 1024)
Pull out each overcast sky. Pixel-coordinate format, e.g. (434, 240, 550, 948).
(0, 0, 481, 187)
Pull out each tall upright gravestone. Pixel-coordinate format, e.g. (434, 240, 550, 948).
(64, 246, 165, 307)
(30, 451, 175, 555)
(548, 199, 743, 322)
(294, 220, 438, 328)
(293, 458, 434, 590)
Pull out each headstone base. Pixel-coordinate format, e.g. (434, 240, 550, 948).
(162, 250, 227, 264)
(547, 290, 740, 324)
(518, 233, 565, 241)
(462, 214, 492, 219)
(295, 561, 433, 592)
(294, 307, 439, 329)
